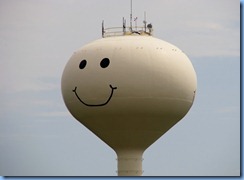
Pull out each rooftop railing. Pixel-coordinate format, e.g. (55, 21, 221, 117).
(102, 26, 153, 38)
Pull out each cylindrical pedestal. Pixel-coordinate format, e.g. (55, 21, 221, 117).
(116, 149, 144, 176)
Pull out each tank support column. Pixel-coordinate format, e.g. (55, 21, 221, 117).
(116, 149, 144, 176)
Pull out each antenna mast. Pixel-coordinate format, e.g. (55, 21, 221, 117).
(130, 0, 133, 32)
(102, 20, 105, 38)
(143, 11, 147, 32)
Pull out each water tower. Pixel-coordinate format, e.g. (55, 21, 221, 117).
(61, 6, 197, 176)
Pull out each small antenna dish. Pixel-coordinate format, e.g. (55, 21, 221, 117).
(147, 23, 152, 29)
(147, 23, 153, 34)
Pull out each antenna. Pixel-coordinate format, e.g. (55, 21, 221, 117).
(123, 17, 126, 34)
(143, 11, 147, 32)
(101, 0, 153, 37)
(130, 0, 133, 32)
(102, 20, 105, 38)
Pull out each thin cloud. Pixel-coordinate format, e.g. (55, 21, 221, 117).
(1, 77, 60, 93)
(217, 106, 240, 114)
(37, 111, 70, 118)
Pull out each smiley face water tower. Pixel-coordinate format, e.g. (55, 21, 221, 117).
(62, 16, 197, 176)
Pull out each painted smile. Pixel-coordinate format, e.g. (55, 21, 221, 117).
(72, 85, 117, 107)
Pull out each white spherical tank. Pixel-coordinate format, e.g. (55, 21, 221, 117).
(62, 35, 197, 176)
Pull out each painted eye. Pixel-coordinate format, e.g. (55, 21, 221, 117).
(79, 59, 87, 69)
(100, 58, 110, 68)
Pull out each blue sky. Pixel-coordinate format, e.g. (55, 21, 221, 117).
(0, 0, 240, 176)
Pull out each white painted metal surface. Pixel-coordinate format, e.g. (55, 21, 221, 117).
(62, 34, 197, 176)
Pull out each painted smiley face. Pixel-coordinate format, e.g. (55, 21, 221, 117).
(72, 58, 117, 107)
